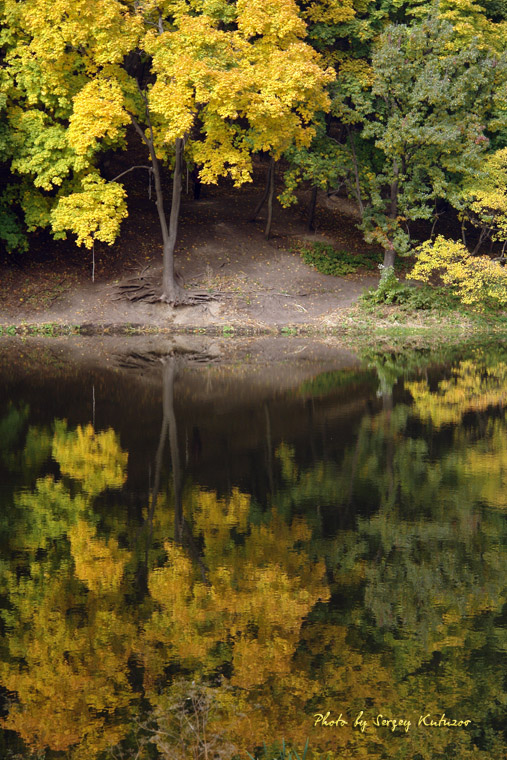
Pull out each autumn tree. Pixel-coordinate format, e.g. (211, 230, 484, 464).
(352, 14, 507, 266)
(280, 0, 507, 269)
(1, 0, 332, 302)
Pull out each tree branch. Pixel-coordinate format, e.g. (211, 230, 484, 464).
(128, 111, 150, 149)
(110, 165, 153, 183)
(136, 82, 158, 159)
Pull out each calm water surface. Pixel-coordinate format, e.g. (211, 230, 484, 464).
(0, 338, 505, 760)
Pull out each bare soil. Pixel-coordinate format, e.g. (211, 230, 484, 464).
(0, 160, 383, 330)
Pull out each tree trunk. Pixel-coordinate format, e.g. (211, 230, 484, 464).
(383, 246, 396, 268)
(141, 356, 172, 589)
(347, 127, 365, 220)
(265, 157, 275, 240)
(164, 359, 183, 543)
(129, 112, 187, 305)
(162, 137, 185, 304)
(251, 157, 273, 222)
(383, 160, 399, 269)
(308, 186, 318, 231)
(472, 227, 489, 255)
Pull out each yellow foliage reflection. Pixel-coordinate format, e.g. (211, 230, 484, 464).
(463, 419, 507, 510)
(406, 360, 507, 427)
(69, 518, 131, 592)
(52, 420, 128, 495)
(144, 488, 330, 690)
(1, 421, 133, 757)
(1, 403, 505, 760)
(0, 569, 135, 757)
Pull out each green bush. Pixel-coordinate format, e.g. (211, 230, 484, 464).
(361, 266, 460, 310)
(300, 241, 379, 276)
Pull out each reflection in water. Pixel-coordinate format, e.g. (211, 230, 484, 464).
(0, 347, 505, 759)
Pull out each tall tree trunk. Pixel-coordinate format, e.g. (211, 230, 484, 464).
(251, 157, 274, 222)
(347, 127, 365, 220)
(164, 358, 209, 582)
(141, 356, 171, 589)
(162, 137, 185, 304)
(265, 157, 276, 240)
(308, 186, 318, 231)
(130, 111, 185, 304)
(383, 160, 399, 268)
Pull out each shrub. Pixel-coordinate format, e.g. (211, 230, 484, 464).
(362, 266, 411, 305)
(410, 236, 507, 310)
(361, 265, 460, 311)
(300, 241, 379, 276)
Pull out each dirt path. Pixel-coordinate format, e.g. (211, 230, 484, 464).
(0, 173, 381, 330)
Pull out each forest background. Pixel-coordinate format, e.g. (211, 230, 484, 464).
(1, 0, 507, 323)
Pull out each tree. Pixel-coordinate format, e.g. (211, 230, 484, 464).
(281, 0, 507, 269)
(1, 0, 332, 302)
(356, 14, 507, 266)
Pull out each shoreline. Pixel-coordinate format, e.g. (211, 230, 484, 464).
(1, 315, 506, 338)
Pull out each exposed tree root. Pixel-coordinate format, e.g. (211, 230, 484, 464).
(113, 274, 219, 306)
(113, 349, 221, 371)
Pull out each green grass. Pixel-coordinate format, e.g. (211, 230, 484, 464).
(0, 323, 82, 337)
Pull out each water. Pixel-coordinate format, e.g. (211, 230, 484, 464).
(0, 337, 505, 760)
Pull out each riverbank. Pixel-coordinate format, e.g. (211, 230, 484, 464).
(1, 302, 506, 341)
(2, 180, 506, 339)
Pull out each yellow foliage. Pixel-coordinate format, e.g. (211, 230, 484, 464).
(437, 0, 507, 52)
(52, 421, 128, 495)
(5, 0, 334, 238)
(302, 0, 355, 25)
(50, 174, 128, 248)
(9, 107, 88, 189)
(68, 77, 130, 155)
(462, 148, 507, 243)
(144, 6, 333, 181)
(236, 0, 306, 41)
(1, 570, 135, 755)
(143, 489, 329, 693)
(4, 0, 140, 69)
(410, 235, 507, 309)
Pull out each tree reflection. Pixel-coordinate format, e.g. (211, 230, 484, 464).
(0, 353, 505, 759)
(0, 424, 134, 758)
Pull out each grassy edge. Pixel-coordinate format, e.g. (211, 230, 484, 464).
(0, 303, 506, 340)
